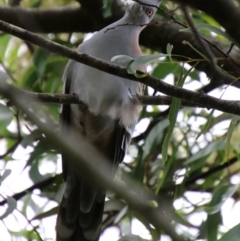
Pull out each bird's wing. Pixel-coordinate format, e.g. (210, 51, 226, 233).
(57, 76, 105, 241)
(57, 76, 134, 241)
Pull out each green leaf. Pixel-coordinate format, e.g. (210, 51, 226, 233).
(25, 140, 50, 168)
(11, 229, 39, 240)
(0, 34, 11, 60)
(206, 211, 222, 241)
(196, 109, 214, 140)
(180, 23, 236, 45)
(142, 119, 169, 160)
(29, 158, 49, 183)
(21, 66, 39, 90)
(112, 53, 189, 78)
(20, 130, 40, 148)
(225, 115, 239, 157)
(185, 140, 225, 165)
(162, 72, 183, 163)
(156, 142, 179, 193)
(33, 48, 50, 77)
(183, 41, 208, 61)
(102, 0, 112, 18)
(111, 55, 133, 64)
(45, 56, 66, 76)
(32, 206, 58, 220)
(0, 196, 17, 219)
(30, 0, 42, 8)
(114, 205, 128, 224)
(152, 62, 181, 79)
(162, 64, 196, 163)
(104, 199, 124, 212)
(206, 184, 239, 215)
(166, 43, 173, 62)
(0, 103, 13, 131)
(0, 169, 11, 185)
(127, 54, 172, 77)
(173, 211, 195, 227)
(206, 184, 238, 241)
(218, 223, 240, 241)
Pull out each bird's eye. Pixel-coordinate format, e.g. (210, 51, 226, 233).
(145, 8, 153, 17)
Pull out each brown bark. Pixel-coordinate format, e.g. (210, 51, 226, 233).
(0, 0, 239, 88)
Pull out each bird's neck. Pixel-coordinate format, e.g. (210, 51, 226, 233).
(109, 16, 143, 46)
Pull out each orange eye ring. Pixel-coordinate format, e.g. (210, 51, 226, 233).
(145, 8, 153, 17)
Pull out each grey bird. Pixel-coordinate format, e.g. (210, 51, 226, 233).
(56, 0, 162, 240)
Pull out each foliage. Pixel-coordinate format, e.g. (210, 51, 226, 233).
(0, 0, 240, 241)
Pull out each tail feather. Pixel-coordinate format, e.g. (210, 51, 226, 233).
(56, 174, 105, 241)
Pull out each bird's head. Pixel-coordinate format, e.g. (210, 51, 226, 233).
(125, 0, 162, 25)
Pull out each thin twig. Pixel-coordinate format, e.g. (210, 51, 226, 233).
(157, 3, 240, 69)
(185, 157, 239, 186)
(0, 175, 59, 205)
(181, 5, 218, 71)
(4, 85, 205, 107)
(0, 139, 22, 159)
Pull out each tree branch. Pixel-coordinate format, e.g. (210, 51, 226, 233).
(0, 20, 240, 116)
(0, 175, 60, 206)
(1, 5, 240, 82)
(173, 0, 240, 46)
(4, 84, 206, 107)
(161, 157, 239, 194)
(0, 71, 187, 241)
(0, 4, 121, 33)
(185, 157, 239, 186)
(181, 5, 229, 88)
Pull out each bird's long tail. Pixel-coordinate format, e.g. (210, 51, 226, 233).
(56, 174, 105, 241)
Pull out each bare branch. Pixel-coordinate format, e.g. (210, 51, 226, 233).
(4, 84, 206, 107)
(0, 175, 59, 206)
(1, 20, 240, 116)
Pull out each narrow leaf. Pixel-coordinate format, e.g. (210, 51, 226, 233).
(33, 48, 50, 77)
(114, 205, 128, 224)
(225, 115, 239, 157)
(166, 43, 173, 62)
(0, 103, 13, 131)
(185, 140, 225, 165)
(31, 206, 58, 220)
(180, 24, 236, 45)
(111, 55, 133, 64)
(206, 184, 239, 215)
(162, 64, 195, 163)
(142, 119, 169, 160)
(0, 197, 17, 219)
(0, 169, 11, 185)
(218, 223, 240, 241)
(196, 109, 214, 140)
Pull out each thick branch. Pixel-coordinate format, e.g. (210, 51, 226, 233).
(0, 5, 121, 33)
(174, 0, 240, 46)
(0, 20, 240, 116)
(0, 74, 186, 241)
(0, 5, 240, 81)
